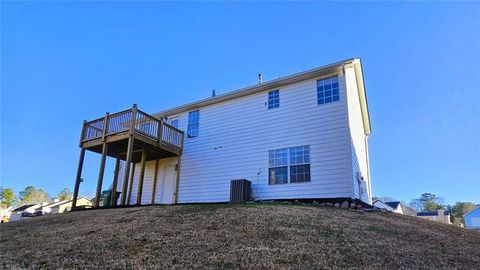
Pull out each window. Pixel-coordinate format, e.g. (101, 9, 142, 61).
(269, 145, 311, 185)
(317, 75, 339, 105)
(268, 90, 280, 109)
(269, 148, 288, 184)
(289, 146, 310, 183)
(187, 111, 199, 137)
(169, 117, 179, 128)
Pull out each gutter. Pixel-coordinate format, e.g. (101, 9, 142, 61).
(153, 57, 357, 118)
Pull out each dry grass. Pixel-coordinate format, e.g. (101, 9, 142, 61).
(1, 203, 479, 269)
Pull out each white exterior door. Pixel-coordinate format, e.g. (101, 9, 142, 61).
(159, 165, 176, 204)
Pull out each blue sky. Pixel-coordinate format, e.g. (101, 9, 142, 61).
(1, 2, 479, 205)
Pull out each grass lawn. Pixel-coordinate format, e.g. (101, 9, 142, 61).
(1, 203, 479, 269)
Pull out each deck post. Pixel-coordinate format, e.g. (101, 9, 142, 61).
(121, 146, 134, 205)
(110, 157, 121, 207)
(120, 105, 137, 206)
(173, 156, 182, 204)
(151, 159, 159, 205)
(130, 104, 137, 135)
(157, 120, 163, 145)
(127, 162, 136, 205)
(180, 131, 185, 155)
(78, 120, 87, 147)
(94, 143, 108, 207)
(136, 150, 147, 205)
(72, 148, 86, 209)
(94, 113, 110, 208)
(172, 131, 185, 204)
(101, 112, 110, 141)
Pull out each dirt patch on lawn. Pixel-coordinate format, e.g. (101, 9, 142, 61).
(1, 203, 479, 269)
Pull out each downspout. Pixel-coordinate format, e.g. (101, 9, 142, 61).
(173, 131, 185, 204)
(364, 136, 372, 204)
(173, 156, 182, 204)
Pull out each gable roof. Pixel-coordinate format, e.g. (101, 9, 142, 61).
(373, 200, 389, 206)
(372, 200, 394, 211)
(153, 57, 371, 136)
(385, 202, 401, 209)
(42, 200, 69, 208)
(44, 197, 91, 208)
(464, 206, 480, 218)
(12, 204, 37, 212)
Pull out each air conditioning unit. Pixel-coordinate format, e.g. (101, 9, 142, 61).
(356, 172, 367, 198)
(230, 179, 252, 202)
(360, 180, 367, 196)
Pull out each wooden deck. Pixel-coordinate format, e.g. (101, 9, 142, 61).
(72, 105, 184, 208)
(80, 107, 184, 162)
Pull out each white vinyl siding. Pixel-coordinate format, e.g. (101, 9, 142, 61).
(120, 69, 370, 204)
(345, 65, 371, 203)
(465, 208, 480, 229)
(117, 157, 178, 205)
(173, 75, 352, 202)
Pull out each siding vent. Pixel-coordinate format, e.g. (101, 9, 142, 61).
(230, 179, 252, 202)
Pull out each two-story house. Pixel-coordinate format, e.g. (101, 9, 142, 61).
(71, 57, 372, 208)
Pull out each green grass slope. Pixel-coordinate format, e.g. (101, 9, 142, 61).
(1, 203, 479, 269)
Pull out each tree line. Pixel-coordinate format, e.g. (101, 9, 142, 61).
(0, 186, 73, 208)
(2, 187, 477, 226)
(373, 192, 478, 226)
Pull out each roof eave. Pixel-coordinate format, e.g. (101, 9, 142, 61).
(153, 57, 357, 118)
(464, 206, 480, 217)
(352, 59, 372, 136)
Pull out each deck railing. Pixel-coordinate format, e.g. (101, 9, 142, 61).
(81, 105, 184, 150)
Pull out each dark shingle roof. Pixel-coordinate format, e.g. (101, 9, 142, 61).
(12, 204, 36, 212)
(385, 202, 401, 209)
(417, 211, 450, 217)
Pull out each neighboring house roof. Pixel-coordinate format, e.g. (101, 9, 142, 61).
(402, 206, 418, 216)
(63, 197, 90, 205)
(153, 57, 371, 136)
(464, 206, 480, 218)
(44, 197, 91, 208)
(372, 200, 394, 211)
(385, 202, 401, 209)
(373, 200, 390, 206)
(417, 211, 450, 217)
(12, 204, 37, 212)
(42, 200, 69, 208)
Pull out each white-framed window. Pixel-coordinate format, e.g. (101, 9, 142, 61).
(268, 90, 280, 109)
(317, 75, 339, 105)
(289, 146, 311, 183)
(170, 118, 179, 128)
(269, 148, 288, 184)
(187, 110, 199, 138)
(269, 145, 311, 185)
